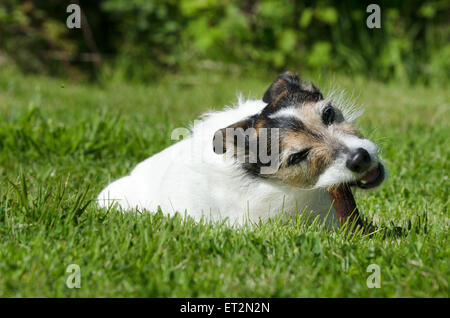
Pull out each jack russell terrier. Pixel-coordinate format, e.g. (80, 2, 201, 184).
(98, 72, 385, 228)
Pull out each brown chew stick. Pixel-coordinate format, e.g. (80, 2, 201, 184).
(327, 184, 362, 229)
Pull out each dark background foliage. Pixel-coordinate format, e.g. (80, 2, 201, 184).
(0, 0, 448, 83)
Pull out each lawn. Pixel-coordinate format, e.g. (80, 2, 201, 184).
(0, 67, 448, 297)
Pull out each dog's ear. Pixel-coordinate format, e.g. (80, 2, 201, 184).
(262, 71, 323, 104)
(262, 71, 301, 104)
(212, 118, 256, 155)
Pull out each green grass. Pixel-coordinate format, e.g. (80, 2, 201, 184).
(0, 67, 448, 297)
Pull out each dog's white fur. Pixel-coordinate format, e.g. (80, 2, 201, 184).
(98, 97, 379, 228)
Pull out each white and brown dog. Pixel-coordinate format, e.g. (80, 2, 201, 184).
(98, 72, 385, 228)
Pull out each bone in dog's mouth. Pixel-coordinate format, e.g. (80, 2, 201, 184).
(327, 163, 384, 227)
(327, 184, 361, 227)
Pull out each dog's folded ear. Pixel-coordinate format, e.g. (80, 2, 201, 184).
(262, 71, 323, 104)
(263, 71, 301, 104)
(212, 118, 256, 155)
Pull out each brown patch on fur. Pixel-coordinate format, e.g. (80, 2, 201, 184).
(309, 143, 335, 174)
(338, 122, 362, 137)
(282, 131, 315, 149)
(254, 118, 267, 131)
(278, 130, 335, 187)
(297, 103, 321, 126)
(270, 90, 289, 108)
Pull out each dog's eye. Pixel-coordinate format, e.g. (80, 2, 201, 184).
(288, 148, 311, 165)
(322, 106, 335, 125)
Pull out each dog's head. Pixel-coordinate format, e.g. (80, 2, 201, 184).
(213, 71, 385, 190)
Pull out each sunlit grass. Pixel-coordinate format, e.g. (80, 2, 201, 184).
(0, 68, 448, 297)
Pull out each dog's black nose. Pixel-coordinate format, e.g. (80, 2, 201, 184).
(346, 148, 371, 173)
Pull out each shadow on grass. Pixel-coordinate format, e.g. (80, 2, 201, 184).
(359, 212, 429, 239)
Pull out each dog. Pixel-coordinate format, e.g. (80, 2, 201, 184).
(98, 71, 385, 228)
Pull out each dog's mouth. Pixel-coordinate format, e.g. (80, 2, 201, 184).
(353, 163, 385, 189)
